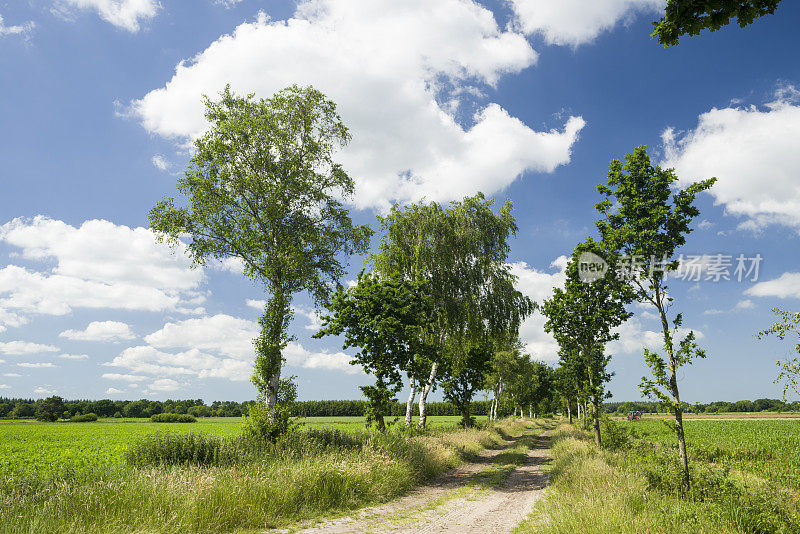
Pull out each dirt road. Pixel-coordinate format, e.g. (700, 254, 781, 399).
(288, 428, 551, 534)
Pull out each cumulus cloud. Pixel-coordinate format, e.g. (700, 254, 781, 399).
(509, 0, 663, 46)
(106, 314, 361, 382)
(293, 306, 323, 332)
(509, 257, 568, 361)
(58, 353, 90, 360)
(105, 387, 124, 394)
(54, 0, 160, 32)
(0, 384, 9, 389)
(33, 386, 55, 395)
(60, 320, 135, 342)
(0, 13, 35, 38)
(663, 87, 800, 232)
(0, 341, 59, 355)
(146, 378, 180, 392)
(0, 217, 205, 323)
(130, 1, 584, 211)
(18, 362, 57, 368)
(746, 272, 800, 300)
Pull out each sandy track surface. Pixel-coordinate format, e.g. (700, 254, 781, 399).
(286, 429, 551, 534)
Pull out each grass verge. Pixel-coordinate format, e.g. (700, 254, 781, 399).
(515, 422, 800, 534)
(1, 418, 534, 533)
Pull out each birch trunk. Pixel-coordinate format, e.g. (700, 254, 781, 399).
(405, 378, 416, 427)
(417, 362, 438, 429)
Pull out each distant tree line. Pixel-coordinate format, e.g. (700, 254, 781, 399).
(603, 398, 800, 414)
(0, 397, 516, 419)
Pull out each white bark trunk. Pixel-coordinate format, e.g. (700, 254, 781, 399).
(417, 362, 438, 429)
(405, 378, 416, 427)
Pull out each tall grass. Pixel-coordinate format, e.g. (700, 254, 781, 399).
(0, 418, 532, 533)
(515, 423, 800, 534)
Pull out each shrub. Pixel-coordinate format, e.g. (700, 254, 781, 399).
(125, 432, 234, 467)
(113, 411, 123, 418)
(240, 403, 292, 445)
(150, 413, 196, 423)
(70, 413, 98, 422)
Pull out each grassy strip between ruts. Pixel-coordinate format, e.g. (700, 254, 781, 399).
(514, 422, 800, 534)
(0, 418, 535, 534)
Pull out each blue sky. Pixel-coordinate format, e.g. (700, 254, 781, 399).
(0, 0, 798, 403)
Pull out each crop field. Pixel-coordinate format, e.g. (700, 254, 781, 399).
(0, 415, 477, 479)
(619, 419, 800, 490)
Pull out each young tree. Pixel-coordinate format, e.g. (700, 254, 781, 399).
(541, 239, 633, 446)
(596, 145, 715, 488)
(149, 85, 371, 410)
(653, 0, 782, 46)
(315, 272, 432, 432)
(756, 308, 800, 400)
(371, 194, 531, 428)
(441, 340, 493, 427)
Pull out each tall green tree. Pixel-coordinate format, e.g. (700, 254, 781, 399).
(149, 85, 371, 410)
(371, 194, 532, 427)
(541, 239, 632, 446)
(441, 340, 493, 427)
(653, 0, 782, 46)
(315, 272, 432, 431)
(35, 396, 65, 422)
(756, 308, 800, 400)
(596, 145, 715, 488)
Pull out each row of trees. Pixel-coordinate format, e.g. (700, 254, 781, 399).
(540, 145, 715, 491)
(0, 397, 253, 420)
(605, 398, 800, 414)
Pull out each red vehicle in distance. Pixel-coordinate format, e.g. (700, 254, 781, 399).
(627, 411, 643, 421)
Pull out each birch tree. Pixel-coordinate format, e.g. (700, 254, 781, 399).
(149, 85, 371, 411)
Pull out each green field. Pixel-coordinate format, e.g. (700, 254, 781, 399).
(0, 415, 481, 479)
(619, 419, 800, 490)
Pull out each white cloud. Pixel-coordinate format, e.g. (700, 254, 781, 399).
(131, 1, 584, 211)
(0, 217, 205, 321)
(33, 386, 55, 395)
(746, 272, 800, 300)
(245, 298, 266, 310)
(0, 13, 35, 38)
(105, 387, 124, 394)
(284, 342, 360, 375)
(0, 341, 59, 355)
(151, 154, 169, 171)
(663, 87, 800, 232)
(509, 0, 664, 46)
(108, 313, 360, 381)
(102, 372, 146, 381)
(2, 373, 21, 377)
(58, 353, 89, 360)
(19, 362, 57, 368)
(293, 306, 323, 332)
(0, 384, 9, 389)
(147, 378, 180, 392)
(704, 298, 756, 316)
(212, 0, 242, 7)
(144, 314, 258, 359)
(609, 319, 704, 355)
(60, 321, 135, 342)
(55, 0, 160, 32)
(509, 257, 568, 361)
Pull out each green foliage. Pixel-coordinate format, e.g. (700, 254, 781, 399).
(317, 272, 433, 431)
(241, 403, 293, 444)
(653, 0, 783, 46)
(595, 144, 714, 485)
(35, 396, 65, 422)
(70, 413, 98, 422)
(441, 341, 493, 427)
(150, 413, 197, 423)
(542, 239, 633, 446)
(148, 84, 372, 407)
(756, 307, 800, 400)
